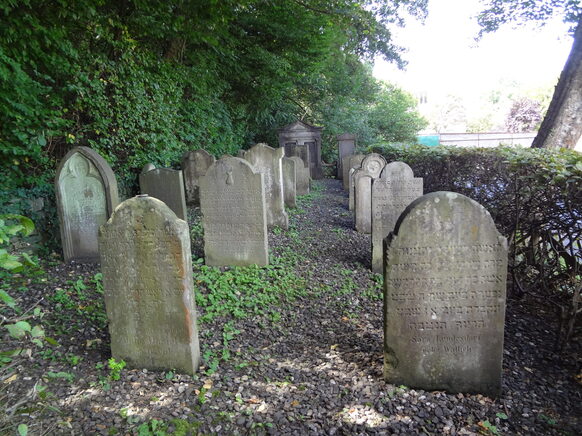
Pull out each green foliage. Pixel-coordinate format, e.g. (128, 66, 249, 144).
(107, 358, 126, 381)
(372, 143, 582, 347)
(0, 1, 430, 249)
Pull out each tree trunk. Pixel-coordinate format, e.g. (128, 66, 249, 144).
(532, 16, 582, 149)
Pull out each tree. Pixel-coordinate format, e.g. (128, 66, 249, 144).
(478, 0, 582, 149)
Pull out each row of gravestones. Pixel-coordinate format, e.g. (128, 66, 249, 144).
(55, 144, 310, 374)
(341, 151, 507, 397)
(56, 146, 506, 396)
(56, 144, 310, 265)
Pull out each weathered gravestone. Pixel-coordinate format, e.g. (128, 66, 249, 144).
(200, 156, 269, 266)
(55, 146, 119, 262)
(290, 156, 310, 196)
(181, 150, 215, 206)
(139, 166, 187, 221)
(336, 133, 356, 179)
(282, 157, 297, 209)
(344, 153, 365, 192)
(383, 192, 507, 396)
(99, 195, 200, 374)
(371, 162, 423, 273)
(354, 153, 387, 233)
(243, 143, 289, 229)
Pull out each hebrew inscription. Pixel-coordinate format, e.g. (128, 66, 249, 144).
(383, 192, 507, 396)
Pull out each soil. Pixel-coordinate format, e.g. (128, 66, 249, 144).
(1, 179, 581, 435)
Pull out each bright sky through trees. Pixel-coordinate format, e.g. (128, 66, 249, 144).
(373, 0, 574, 104)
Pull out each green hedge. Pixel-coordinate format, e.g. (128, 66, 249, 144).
(371, 144, 582, 348)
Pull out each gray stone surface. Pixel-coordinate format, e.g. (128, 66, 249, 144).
(383, 191, 507, 396)
(243, 143, 289, 229)
(282, 157, 297, 209)
(181, 150, 215, 206)
(200, 157, 269, 266)
(139, 167, 187, 221)
(336, 133, 356, 178)
(98, 195, 200, 374)
(55, 146, 119, 262)
(278, 120, 323, 179)
(354, 154, 387, 233)
(290, 156, 310, 196)
(344, 153, 365, 192)
(371, 162, 423, 273)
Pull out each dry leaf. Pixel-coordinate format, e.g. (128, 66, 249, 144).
(3, 374, 18, 384)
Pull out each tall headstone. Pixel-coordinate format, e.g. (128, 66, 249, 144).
(336, 133, 356, 179)
(282, 157, 297, 209)
(243, 143, 289, 229)
(200, 157, 268, 266)
(181, 150, 215, 206)
(354, 153, 387, 233)
(139, 166, 187, 221)
(99, 195, 200, 374)
(290, 156, 310, 196)
(371, 162, 423, 273)
(344, 153, 365, 192)
(55, 146, 119, 262)
(383, 192, 507, 396)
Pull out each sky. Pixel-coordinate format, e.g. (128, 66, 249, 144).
(373, 0, 574, 107)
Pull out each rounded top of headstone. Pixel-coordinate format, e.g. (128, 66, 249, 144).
(361, 153, 387, 177)
(105, 195, 183, 233)
(337, 133, 356, 140)
(392, 191, 505, 246)
(380, 161, 414, 179)
(136, 194, 149, 198)
(141, 163, 156, 174)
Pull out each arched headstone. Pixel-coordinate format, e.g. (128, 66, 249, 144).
(181, 150, 215, 206)
(383, 192, 507, 396)
(200, 157, 269, 266)
(139, 166, 187, 221)
(354, 153, 387, 233)
(371, 162, 423, 273)
(242, 143, 289, 229)
(99, 195, 200, 374)
(55, 146, 118, 262)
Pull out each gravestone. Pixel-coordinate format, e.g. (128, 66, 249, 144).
(354, 153, 387, 233)
(142, 163, 156, 173)
(200, 157, 268, 266)
(290, 156, 310, 196)
(336, 133, 356, 179)
(371, 162, 423, 273)
(383, 192, 507, 396)
(344, 153, 365, 191)
(282, 157, 297, 208)
(139, 166, 187, 221)
(181, 150, 215, 206)
(242, 143, 289, 229)
(99, 195, 200, 374)
(55, 146, 119, 262)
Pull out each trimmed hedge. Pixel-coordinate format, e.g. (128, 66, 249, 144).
(371, 144, 582, 348)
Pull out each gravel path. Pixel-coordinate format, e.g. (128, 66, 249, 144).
(1, 179, 581, 435)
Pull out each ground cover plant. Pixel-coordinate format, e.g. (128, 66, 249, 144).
(1, 179, 580, 435)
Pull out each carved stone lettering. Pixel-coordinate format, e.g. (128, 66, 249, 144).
(98, 195, 200, 374)
(200, 156, 269, 266)
(371, 162, 423, 273)
(383, 192, 507, 396)
(55, 147, 119, 262)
